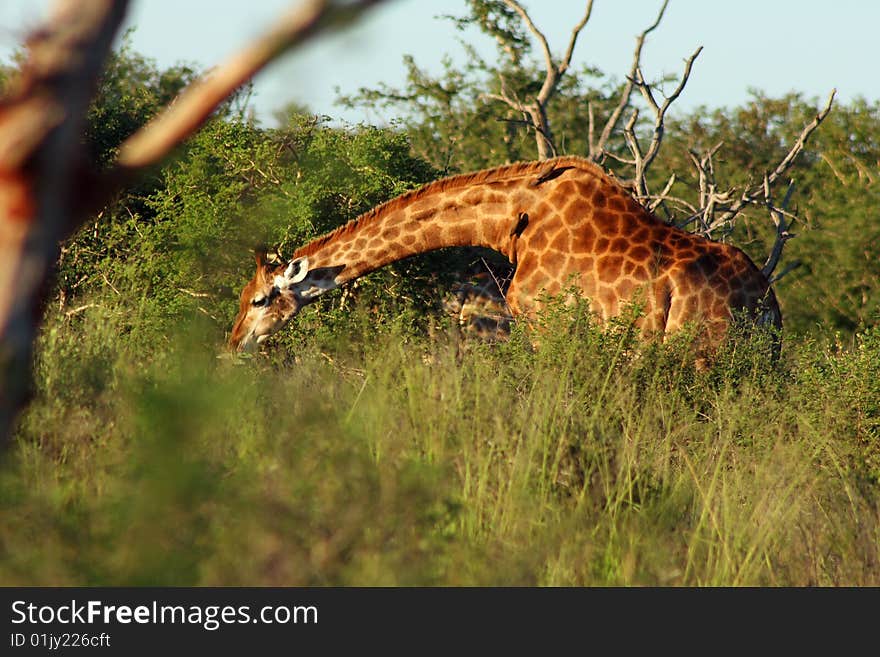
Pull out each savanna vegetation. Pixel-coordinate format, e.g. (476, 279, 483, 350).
(0, 3, 878, 586)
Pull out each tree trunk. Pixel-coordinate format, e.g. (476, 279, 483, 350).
(528, 104, 555, 160)
(0, 0, 130, 447)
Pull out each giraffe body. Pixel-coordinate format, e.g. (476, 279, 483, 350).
(229, 156, 780, 354)
(442, 270, 512, 340)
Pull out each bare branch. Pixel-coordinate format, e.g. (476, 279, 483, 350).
(674, 92, 834, 281)
(116, 0, 383, 171)
(483, 92, 519, 108)
(64, 303, 97, 318)
(681, 91, 833, 274)
(587, 100, 596, 156)
(623, 43, 701, 206)
(601, 150, 637, 167)
(622, 108, 642, 170)
(559, 0, 595, 78)
(648, 172, 676, 213)
(494, 1, 595, 159)
(483, 71, 526, 113)
(765, 89, 836, 188)
(768, 259, 802, 285)
(647, 192, 698, 217)
(762, 177, 796, 279)
(630, 46, 702, 189)
(592, 0, 669, 159)
(501, 0, 554, 86)
(685, 142, 724, 234)
(716, 89, 836, 226)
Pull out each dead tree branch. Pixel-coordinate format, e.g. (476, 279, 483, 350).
(482, 0, 594, 159)
(589, 0, 671, 160)
(762, 176, 796, 280)
(611, 41, 702, 206)
(714, 89, 836, 229)
(627, 46, 702, 199)
(0, 0, 385, 447)
(674, 91, 835, 281)
(679, 142, 726, 233)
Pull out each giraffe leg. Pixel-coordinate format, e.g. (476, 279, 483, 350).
(631, 282, 672, 342)
(663, 290, 730, 369)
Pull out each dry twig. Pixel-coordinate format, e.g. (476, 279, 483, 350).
(482, 0, 594, 159)
(589, 0, 672, 160)
(676, 91, 836, 279)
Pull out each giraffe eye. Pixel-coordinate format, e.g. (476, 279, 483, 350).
(252, 295, 269, 307)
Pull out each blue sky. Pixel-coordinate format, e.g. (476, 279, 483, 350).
(0, 1, 874, 125)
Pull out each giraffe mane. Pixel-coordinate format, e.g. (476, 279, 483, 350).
(293, 156, 617, 259)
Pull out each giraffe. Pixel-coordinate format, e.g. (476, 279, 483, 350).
(229, 156, 781, 357)
(442, 268, 513, 340)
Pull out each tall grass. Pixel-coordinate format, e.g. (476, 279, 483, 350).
(1, 299, 878, 586)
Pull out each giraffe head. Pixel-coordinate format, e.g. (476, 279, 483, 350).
(228, 250, 311, 353)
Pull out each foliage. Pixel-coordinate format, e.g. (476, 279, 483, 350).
(85, 32, 201, 168)
(338, 17, 617, 173)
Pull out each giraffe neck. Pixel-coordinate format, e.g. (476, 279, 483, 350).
(290, 159, 583, 297)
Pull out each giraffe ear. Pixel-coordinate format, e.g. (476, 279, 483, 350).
(254, 246, 284, 268)
(281, 256, 310, 285)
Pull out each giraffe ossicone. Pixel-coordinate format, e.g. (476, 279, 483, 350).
(229, 156, 781, 356)
(274, 256, 309, 290)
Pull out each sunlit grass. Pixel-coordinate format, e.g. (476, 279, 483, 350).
(1, 301, 878, 586)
